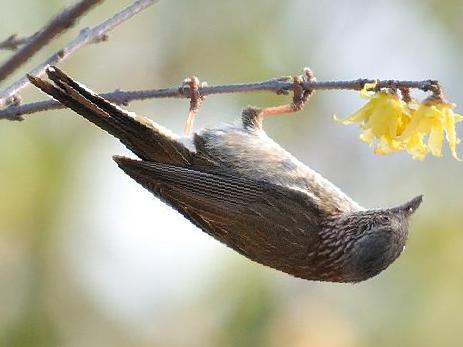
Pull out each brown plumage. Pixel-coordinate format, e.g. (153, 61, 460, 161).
(28, 67, 423, 283)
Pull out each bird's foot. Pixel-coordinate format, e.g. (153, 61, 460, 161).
(179, 76, 207, 136)
(261, 67, 316, 116)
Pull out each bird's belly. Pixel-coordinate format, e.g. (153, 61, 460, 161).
(199, 127, 309, 189)
(197, 125, 362, 213)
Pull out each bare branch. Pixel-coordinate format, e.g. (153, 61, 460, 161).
(0, 74, 442, 120)
(0, 34, 30, 51)
(0, 0, 105, 84)
(0, 0, 158, 108)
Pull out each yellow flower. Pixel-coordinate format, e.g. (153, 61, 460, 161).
(400, 101, 463, 160)
(335, 91, 411, 154)
(337, 87, 463, 160)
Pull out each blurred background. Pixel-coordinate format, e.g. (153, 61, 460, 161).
(1, 0, 463, 346)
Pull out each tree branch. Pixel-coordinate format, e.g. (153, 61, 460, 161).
(0, 75, 442, 120)
(0, 0, 157, 108)
(0, 0, 105, 84)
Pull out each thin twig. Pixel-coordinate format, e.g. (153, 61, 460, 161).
(0, 0, 105, 84)
(0, 76, 441, 120)
(0, 34, 30, 51)
(0, 0, 157, 108)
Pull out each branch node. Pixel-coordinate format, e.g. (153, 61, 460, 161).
(56, 49, 66, 59)
(357, 78, 370, 90)
(400, 87, 412, 103)
(430, 82, 443, 98)
(0, 34, 29, 51)
(5, 94, 22, 107)
(91, 33, 109, 44)
(276, 89, 289, 95)
(79, 27, 91, 37)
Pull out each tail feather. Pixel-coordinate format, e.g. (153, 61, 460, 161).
(28, 67, 194, 166)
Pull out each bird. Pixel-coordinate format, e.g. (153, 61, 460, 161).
(28, 66, 423, 283)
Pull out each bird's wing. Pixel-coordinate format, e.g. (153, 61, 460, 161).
(28, 67, 203, 166)
(114, 156, 322, 267)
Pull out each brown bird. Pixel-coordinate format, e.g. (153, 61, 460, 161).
(29, 67, 422, 283)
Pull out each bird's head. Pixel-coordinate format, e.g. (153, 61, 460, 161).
(337, 195, 423, 282)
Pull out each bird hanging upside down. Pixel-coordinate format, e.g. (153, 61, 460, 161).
(29, 67, 422, 283)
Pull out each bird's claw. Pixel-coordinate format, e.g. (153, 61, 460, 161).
(291, 67, 316, 111)
(179, 76, 207, 136)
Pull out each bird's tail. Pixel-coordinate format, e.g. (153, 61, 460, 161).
(28, 67, 194, 166)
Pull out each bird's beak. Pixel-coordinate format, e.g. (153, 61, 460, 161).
(392, 195, 423, 217)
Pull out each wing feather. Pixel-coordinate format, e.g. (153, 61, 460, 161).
(28, 67, 198, 166)
(114, 156, 322, 268)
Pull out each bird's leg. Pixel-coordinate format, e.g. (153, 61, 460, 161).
(180, 76, 207, 136)
(261, 67, 316, 116)
(240, 69, 316, 130)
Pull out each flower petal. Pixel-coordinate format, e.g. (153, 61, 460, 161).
(443, 108, 462, 160)
(359, 129, 375, 145)
(428, 124, 444, 157)
(405, 133, 428, 160)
